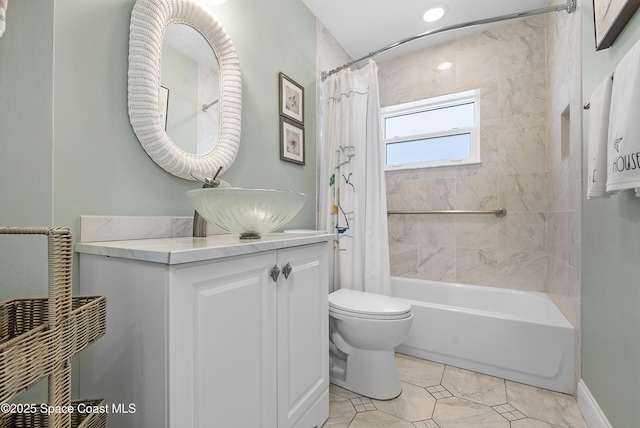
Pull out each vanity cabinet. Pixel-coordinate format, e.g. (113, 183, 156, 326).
(78, 236, 329, 428)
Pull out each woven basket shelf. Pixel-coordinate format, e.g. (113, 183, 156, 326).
(0, 296, 107, 403)
(0, 227, 107, 428)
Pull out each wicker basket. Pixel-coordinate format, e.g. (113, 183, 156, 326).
(0, 296, 107, 402)
(0, 227, 107, 428)
(0, 399, 108, 428)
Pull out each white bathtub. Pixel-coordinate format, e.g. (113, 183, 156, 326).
(391, 277, 575, 394)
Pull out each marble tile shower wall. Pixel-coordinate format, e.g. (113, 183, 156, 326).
(378, 16, 550, 291)
(545, 1, 582, 388)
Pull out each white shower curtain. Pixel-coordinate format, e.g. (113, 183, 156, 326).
(319, 60, 391, 296)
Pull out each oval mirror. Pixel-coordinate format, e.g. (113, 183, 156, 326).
(128, 0, 241, 180)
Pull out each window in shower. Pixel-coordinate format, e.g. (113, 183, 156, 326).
(381, 89, 480, 170)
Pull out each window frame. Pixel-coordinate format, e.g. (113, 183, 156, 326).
(381, 89, 481, 171)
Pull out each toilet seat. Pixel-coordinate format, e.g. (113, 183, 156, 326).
(329, 306, 412, 320)
(329, 288, 412, 320)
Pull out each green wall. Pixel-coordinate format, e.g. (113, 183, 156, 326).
(0, 0, 316, 399)
(0, 0, 316, 288)
(211, 0, 317, 203)
(50, 0, 317, 235)
(581, 1, 640, 426)
(0, 0, 54, 301)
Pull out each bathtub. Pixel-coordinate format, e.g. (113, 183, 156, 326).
(391, 277, 575, 394)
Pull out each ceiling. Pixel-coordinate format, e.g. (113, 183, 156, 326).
(301, 0, 552, 63)
(164, 24, 219, 71)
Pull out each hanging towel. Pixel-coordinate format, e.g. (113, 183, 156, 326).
(606, 39, 640, 194)
(587, 73, 614, 199)
(0, 0, 7, 38)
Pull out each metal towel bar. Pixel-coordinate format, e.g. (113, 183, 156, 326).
(387, 208, 507, 217)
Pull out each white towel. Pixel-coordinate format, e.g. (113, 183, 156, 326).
(587, 73, 614, 199)
(607, 39, 640, 194)
(0, 0, 6, 38)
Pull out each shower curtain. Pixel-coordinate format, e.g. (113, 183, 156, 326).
(319, 60, 391, 295)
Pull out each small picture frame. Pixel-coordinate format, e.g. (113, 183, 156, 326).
(159, 86, 169, 130)
(279, 72, 304, 124)
(593, 0, 640, 50)
(280, 117, 305, 165)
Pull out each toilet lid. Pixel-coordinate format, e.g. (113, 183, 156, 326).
(328, 288, 412, 319)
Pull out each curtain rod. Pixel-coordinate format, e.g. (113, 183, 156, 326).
(321, 0, 576, 80)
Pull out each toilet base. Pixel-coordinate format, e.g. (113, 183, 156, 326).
(329, 347, 402, 400)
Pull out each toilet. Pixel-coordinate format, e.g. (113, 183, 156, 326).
(328, 288, 413, 400)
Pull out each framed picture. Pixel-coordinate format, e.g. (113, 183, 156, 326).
(279, 72, 304, 124)
(280, 117, 305, 165)
(593, 0, 640, 50)
(159, 86, 169, 130)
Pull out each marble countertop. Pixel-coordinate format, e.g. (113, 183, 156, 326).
(76, 231, 334, 265)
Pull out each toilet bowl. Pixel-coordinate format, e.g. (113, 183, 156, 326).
(328, 288, 413, 400)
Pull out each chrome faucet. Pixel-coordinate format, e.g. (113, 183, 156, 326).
(192, 167, 223, 237)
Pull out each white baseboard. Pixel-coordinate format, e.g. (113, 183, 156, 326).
(577, 379, 612, 428)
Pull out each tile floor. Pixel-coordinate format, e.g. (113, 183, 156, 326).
(323, 354, 588, 428)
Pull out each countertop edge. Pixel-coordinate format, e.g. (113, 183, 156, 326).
(76, 232, 334, 265)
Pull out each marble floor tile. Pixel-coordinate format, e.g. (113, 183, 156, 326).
(441, 366, 507, 406)
(323, 393, 357, 428)
(350, 397, 376, 412)
(330, 384, 363, 400)
(395, 353, 445, 387)
(425, 385, 452, 399)
(348, 410, 415, 428)
(323, 354, 587, 428)
(372, 382, 436, 422)
(413, 420, 440, 428)
(505, 381, 588, 428)
(511, 419, 566, 428)
(432, 397, 510, 428)
(492, 404, 526, 421)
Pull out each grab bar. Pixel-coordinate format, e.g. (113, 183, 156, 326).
(387, 208, 507, 217)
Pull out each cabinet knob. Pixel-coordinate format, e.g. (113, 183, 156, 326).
(282, 262, 293, 279)
(270, 264, 281, 282)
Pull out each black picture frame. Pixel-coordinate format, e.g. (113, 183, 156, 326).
(593, 0, 640, 50)
(279, 72, 304, 125)
(159, 86, 169, 130)
(280, 116, 305, 165)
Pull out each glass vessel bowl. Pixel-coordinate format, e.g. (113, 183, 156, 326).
(187, 187, 307, 239)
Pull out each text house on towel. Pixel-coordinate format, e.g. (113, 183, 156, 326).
(606, 38, 640, 194)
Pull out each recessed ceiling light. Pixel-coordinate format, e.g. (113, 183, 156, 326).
(437, 62, 452, 71)
(423, 4, 448, 23)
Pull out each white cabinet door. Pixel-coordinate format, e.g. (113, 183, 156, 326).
(170, 251, 278, 428)
(79, 254, 170, 428)
(276, 244, 329, 428)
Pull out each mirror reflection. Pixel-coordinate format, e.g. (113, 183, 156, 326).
(161, 24, 220, 155)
